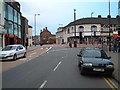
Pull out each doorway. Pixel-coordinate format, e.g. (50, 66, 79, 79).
(9, 38, 14, 45)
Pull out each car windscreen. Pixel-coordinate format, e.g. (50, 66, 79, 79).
(2, 46, 17, 51)
(82, 50, 108, 59)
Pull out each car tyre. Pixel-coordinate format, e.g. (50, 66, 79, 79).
(23, 52, 26, 58)
(13, 54, 17, 61)
(106, 73, 112, 76)
(80, 67, 86, 75)
(78, 62, 81, 67)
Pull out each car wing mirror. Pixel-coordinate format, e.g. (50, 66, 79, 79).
(77, 54, 82, 57)
(108, 56, 111, 59)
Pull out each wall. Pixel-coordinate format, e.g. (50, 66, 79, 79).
(28, 26, 33, 46)
(0, 0, 5, 49)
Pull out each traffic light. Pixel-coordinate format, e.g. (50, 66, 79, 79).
(118, 26, 120, 36)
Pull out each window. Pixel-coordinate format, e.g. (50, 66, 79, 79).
(18, 25, 21, 38)
(18, 13, 21, 25)
(4, 3, 8, 19)
(8, 21, 13, 34)
(14, 9, 17, 23)
(14, 23, 18, 35)
(8, 5, 13, 21)
(103, 26, 109, 32)
(68, 28, 70, 34)
(79, 26, 84, 32)
(91, 25, 97, 32)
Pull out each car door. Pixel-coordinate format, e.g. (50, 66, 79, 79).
(18, 46, 25, 57)
(16, 46, 21, 58)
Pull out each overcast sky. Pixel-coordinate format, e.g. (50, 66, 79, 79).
(16, 0, 118, 35)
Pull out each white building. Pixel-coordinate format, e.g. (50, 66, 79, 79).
(0, 0, 5, 49)
(56, 15, 118, 44)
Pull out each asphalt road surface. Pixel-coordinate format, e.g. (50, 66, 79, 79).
(2, 46, 118, 89)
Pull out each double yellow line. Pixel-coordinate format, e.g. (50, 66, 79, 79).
(103, 77, 118, 90)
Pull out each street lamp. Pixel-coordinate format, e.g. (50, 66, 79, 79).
(108, 0, 111, 51)
(91, 12, 94, 44)
(34, 14, 40, 46)
(74, 9, 76, 37)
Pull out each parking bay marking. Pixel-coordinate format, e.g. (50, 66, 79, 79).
(103, 77, 118, 90)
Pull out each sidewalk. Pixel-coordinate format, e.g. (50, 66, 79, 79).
(26, 45, 41, 52)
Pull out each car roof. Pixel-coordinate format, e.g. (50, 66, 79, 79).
(82, 47, 101, 50)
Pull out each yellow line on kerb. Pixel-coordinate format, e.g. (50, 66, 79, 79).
(103, 77, 118, 90)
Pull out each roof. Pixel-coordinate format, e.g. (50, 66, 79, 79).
(66, 17, 118, 27)
(62, 16, 119, 29)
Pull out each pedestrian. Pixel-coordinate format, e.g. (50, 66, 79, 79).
(25, 42, 28, 50)
(69, 42, 72, 48)
(118, 41, 120, 53)
(113, 42, 117, 52)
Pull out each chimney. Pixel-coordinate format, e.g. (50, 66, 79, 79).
(107, 15, 111, 18)
(98, 15, 101, 18)
(45, 27, 47, 30)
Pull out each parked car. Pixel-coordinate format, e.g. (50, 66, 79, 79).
(0, 44, 26, 61)
(77, 47, 114, 75)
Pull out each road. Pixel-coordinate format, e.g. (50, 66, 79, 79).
(2, 46, 118, 89)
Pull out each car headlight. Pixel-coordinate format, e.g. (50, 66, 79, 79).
(83, 63, 92, 67)
(106, 65, 114, 68)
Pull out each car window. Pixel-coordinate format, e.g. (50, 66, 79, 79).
(17, 46, 23, 50)
(101, 50, 109, 59)
(82, 50, 101, 58)
(19, 46, 23, 50)
(2, 46, 17, 51)
(82, 49, 109, 59)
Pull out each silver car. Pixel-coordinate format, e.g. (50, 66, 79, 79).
(0, 44, 26, 61)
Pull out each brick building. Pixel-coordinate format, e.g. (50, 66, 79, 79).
(40, 27, 56, 45)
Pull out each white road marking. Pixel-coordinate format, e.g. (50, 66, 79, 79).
(61, 57, 64, 59)
(19, 58, 27, 61)
(39, 80, 47, 88)
(45, 47, 52, 53)
(53, 61, 61, 71)
(41, 48, 43, 49)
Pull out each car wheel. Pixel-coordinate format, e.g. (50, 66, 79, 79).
(106, 73, 112, 76)
(78, 62, 81, 67)
(23, 52, 26, 58)
(80, 67, 85, 75)
(13, 54, 17, 61)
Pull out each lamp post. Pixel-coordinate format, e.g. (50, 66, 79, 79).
(108, 0, 111, 51)
(74, 9, 76, 37)
(34, 14, 40, 46)
(91, 12, 94, 44)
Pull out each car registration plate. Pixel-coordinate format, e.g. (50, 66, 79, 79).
(93, 68, 104, 72)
